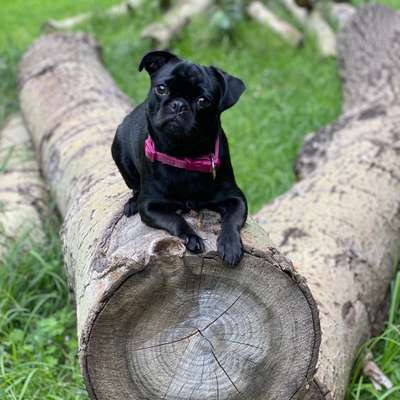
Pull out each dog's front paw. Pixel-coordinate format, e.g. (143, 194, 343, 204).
(185, 234, 205, 254)
(124, 197, 138, 217)
(217, 232, 243, 267)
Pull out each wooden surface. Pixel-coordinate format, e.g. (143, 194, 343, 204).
(88, 216, 319, 400)
(247, 1, 303, 47)
(0, 115, 48, 258)
(256, 5, 400, 399)
(140, 0, 213, 48)
(18, 32, 320, 399)
(280, 0, 337, 57)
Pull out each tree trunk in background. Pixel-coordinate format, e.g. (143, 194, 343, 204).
(18, 32, 320, 400)
(256, 5, 400, 399)
(247, 1, 303, 47)
(280, 0, 337, 57)
(141, 0, 213, 49)
(0, 115, 49, 259)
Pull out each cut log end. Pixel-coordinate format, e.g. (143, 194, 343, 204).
(85, 250, 319, 400)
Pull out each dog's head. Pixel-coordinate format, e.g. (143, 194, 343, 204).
(139, 50, 245, 148)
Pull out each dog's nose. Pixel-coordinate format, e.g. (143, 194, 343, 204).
(170, 99, 188, 114)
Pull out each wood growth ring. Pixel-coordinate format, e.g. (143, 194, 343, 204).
(86, 255, 318, 399)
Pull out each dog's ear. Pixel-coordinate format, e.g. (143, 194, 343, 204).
(211, 66, 246, 112)
(138, 50, 180, 76)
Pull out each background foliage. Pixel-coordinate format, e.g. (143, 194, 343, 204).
(0, 0, 399, 399)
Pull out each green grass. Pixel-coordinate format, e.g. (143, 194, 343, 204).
(0, 0, 398, 398)
(0, 216, 87, 399)
(347, 272, 400, 400)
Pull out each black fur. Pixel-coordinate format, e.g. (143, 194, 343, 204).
(112, 51, 248, 266)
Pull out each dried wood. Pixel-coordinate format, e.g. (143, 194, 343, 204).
(280, 0, 337, 56)
(247, 1, 303, 47)
(141, 0, 213, 49)
(0, 115, 49, 258)
(256, 5, 400, 398)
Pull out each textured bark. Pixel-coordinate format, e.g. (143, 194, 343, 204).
(44, 0, 141, 31)
(141, 0, 213, 49)
(0, 115, 49, 259)
(256, 5, 400, 399)
(280, 0, 337, 56)
(18, 32, 320, 400)
(247, 1, 303, 47)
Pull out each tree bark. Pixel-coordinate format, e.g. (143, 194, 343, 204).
(256, 5, 400, 399)
(0, 115, 49, 258)
(18, 32, 320, 400)
(247, 1, 303, 47)
(141, 0, 213, 49)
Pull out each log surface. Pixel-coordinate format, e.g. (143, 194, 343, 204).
(256, 5, 400, 399)
(141, 0, 213, 49)
(280, 0, 337, 57)
(18, 32, 320, 400)
(247, 1, 303, 47)
(0, 115, 49, 258)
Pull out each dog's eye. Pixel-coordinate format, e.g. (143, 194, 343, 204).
(155, 84, 169, 96)
(197, 97, 209, 108)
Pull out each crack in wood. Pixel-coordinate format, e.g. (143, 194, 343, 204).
(201, 294, 243, 332)
(217, 337, 264, 351)
(210, 347, 241, 394)
(197, 329, 242, 394)
(132, 330, 198, 352)
(215, 372, 220, 400)
(162, 338, 193, 400)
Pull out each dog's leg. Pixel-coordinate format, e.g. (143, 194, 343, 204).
(213, 194, 247, 266)
(139, 199, 205, 253)
(111, 133, 141, 217)
(124, 193, 139, 217)
(121, 166, 140, 217)
(112, 164, 139, 217)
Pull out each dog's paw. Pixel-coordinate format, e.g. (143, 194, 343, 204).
(217, 232, 243, 267)
(185, 234, 205, 254)
(123, 197, 138, 217)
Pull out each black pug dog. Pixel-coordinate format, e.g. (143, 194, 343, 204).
(112, 50, 247, 266)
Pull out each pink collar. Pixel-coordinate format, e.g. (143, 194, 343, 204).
(144, 135, 221, 178)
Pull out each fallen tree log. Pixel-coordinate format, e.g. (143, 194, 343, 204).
(0, 115, 49, 258)
(141, 0, 213, 49)
(18, 32, 321, 400)
(247, 1, 303, 47)
(256, 5, 400, 399)
(280, 0, 337, 57)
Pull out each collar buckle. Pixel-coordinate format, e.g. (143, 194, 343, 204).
(211, 154, 216, 179)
